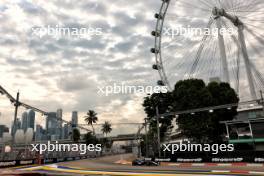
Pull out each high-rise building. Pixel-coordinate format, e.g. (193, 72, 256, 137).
(0, 125, 9, 138)
(56, 109, 62, 117)
(46, 112, 59, 140)
(72, 111, 78, 128)
(35, 124, 44, 141)
(56, 109, 63, 138)
(62, 123, 71, 139)
(27, 109, 35, 130)
(21, 109, 35, 132)
(21, 111, 28, 132)
(46, 112, 56, 133)
(11, 118, 21, 136)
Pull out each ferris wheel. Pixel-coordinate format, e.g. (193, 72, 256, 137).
(151, 0, 264, 101)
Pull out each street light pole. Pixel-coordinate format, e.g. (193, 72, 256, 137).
(144, 118, 149, 158)
(156, 106, 161, 158)
(248, 120, 256, 150)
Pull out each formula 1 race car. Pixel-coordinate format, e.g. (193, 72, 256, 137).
(132, 158, 160, 166)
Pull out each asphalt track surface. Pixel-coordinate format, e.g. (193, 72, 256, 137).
(1, 154, 264, 175)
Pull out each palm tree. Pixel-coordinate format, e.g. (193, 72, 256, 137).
(84, 110, 98, 135)
(101, 121, 112, 137)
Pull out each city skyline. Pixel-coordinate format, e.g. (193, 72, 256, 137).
(2, 108, 78, 142)
(1, 107, 134, 140)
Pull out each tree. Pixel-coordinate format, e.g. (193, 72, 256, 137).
(84, 110, 98, 135)
(84, 132, 99, 145)
(173, 79, 239, 143)
(100, 138, 113, 149)
(141, 79, 239, 156)
(72, 128, 80, 142)
(206, 81, 239, 142)
(142, 92, 174, 141)
(101, 121, 112, 137)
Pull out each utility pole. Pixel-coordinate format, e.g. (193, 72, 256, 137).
(12, 91, 20, 138)
(156, 106, 161, 158)
(144, 118, 149, 158)
(137, 125, 141, 158)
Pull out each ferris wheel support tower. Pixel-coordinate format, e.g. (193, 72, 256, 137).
(212, 7, 257, 100)
(215, 17, 230, 83)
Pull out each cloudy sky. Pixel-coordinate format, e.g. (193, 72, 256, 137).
(0, 0, 162, 134)
(0, 0, 263, 135)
